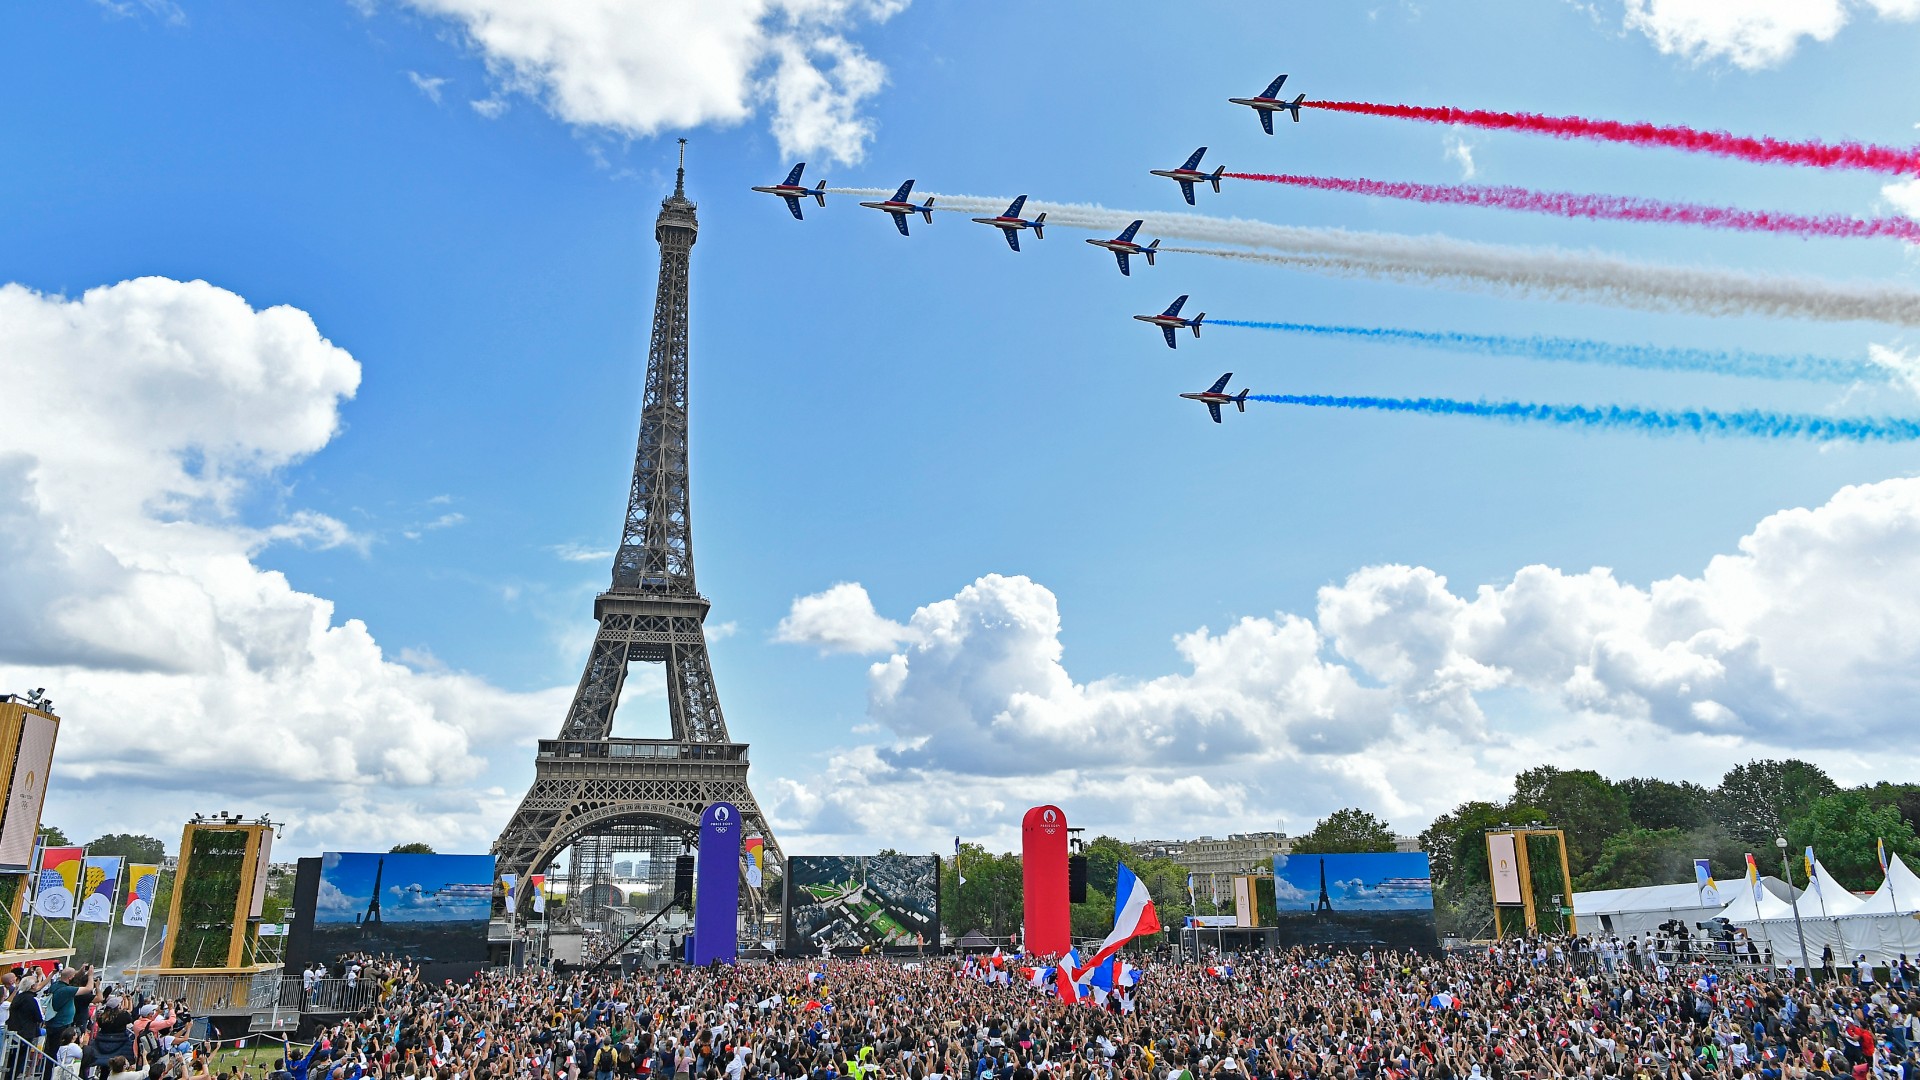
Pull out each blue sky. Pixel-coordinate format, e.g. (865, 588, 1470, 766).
(4, 0, 1920, 859)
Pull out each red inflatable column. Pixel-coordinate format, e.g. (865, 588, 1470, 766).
(1022, 804, 1070, 956)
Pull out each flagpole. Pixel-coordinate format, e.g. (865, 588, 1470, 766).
(100, 871, 119, 971)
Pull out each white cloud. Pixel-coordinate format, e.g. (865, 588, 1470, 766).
(1622, 0, 1918, 68)
(1885, 178, 1920, 221)
(393, 0, 907, 164)
(470, 97, 508, 120)
(1443, 131, 1477, 179)
(772, 481, 1920, 851)
(550, 542, 612, 563)
(406, 70, 450, 104)
(0, 277, 566, 854)
(774, 581, 911, 654)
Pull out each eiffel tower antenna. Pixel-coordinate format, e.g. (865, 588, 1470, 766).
(494, 144, 782, 926)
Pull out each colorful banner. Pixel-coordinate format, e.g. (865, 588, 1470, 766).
(123, 864, 159, 928)
(1694, 858, 1721, 905)
(500, 872, 518, 913)
(1021, 805, 1070, 955)
(1805, 847, 1822, 897)
(33, 846, 83, 918)
(743, 837, 765, 890)
(691, 802, 741, 965)
(77, 856, 123, 924)
(1745, 852, 1762, 903)
(529, 873, 547, 915)
(1880, 838, 1890, 874)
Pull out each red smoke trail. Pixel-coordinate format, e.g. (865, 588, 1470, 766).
(1223, 172, 1920, 243)
(1303, 101, 1920, 176)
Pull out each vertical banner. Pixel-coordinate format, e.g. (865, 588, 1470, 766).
(691, 802, 741, 965)
(33, 846, 84, 918)
(1745, 852, 1762, 903)
(500, 872, 518, 913)
(0, 711, 59, 873)
(77, 856, 123, 923)
(529, 873, 547, 914)
(1694, 859, 1721, 905)
(1487, 832, 1522, 905)
(123, 864, 159, 928)
(1232, 875, 1257, 927)
(1021, 805, 1070, 956)
(743, 837, 764, 890)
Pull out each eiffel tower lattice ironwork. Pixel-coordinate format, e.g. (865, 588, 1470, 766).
(493, 144, 783, 918)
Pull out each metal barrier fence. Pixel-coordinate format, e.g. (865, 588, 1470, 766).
(251, 975, 380, 1015)
(1, 1029, 65, 1080)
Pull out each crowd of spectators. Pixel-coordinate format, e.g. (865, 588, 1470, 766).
(9, 935, 1920, 1080)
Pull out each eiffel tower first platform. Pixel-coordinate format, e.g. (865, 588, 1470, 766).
(494, 146, 783, 922)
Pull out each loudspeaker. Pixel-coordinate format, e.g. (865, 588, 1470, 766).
(1068, 855, 1088, 903)
(673, 855, 695, 901)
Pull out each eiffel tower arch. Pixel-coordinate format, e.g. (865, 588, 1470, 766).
(494, 145, 784, 927)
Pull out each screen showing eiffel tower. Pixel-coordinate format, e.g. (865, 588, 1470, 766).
(307, 851, 496, 965)
(1268, 852, 1437, 950)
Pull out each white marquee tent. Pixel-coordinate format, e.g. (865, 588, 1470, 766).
(1724, 855, 1920, 967)
(1573, 876, 1795, 940)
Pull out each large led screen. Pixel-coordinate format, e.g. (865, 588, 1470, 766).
(783, 855, 939, 954)
(308, 852, 496, 964)
(1269, 852, 1436, 950)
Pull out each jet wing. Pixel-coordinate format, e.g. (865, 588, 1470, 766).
(783, 196, 805, 220)
(1207, 402, 1223, 423)
(1162, 325, 1178, 349)
(1004, 229, 1020, 252)
(1178, 180, 1196, 206)
(1114, 252, 1131, 276)
(892, 211, 911, 236)
(1207, 372, 1233, 394)
(1259, 110, 1274, 136)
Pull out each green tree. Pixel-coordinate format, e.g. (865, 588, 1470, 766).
(1618, 778, 1713, 832)
(38, 826, 69, 846)
(1291, 808, 1396, 854)
(1579, 825, 1745, 890)
(1511, 766, 1630, 872)
(1860, 782, 1920, 833)
(941, 844, 1022, 939)
(1714, 759, 1838, 850)
(1786, 789, 1920, 890)
(389, 842, 437, 854)
(1419, 800, 1546, 939)
(85, 833, 166, 864)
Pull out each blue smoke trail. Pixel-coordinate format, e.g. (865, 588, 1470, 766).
(1249, 394, 1920, 442)
(1210, 319, 1883, 384)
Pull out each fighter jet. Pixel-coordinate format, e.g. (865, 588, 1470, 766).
(1229, 75, 1307, 135)
(1085, 220, 1160, 276)
(752, 162, 828, 219)
(970, 195, 1046, 252)
(859, 180, 936, 236)
(1135, 294, 1205, 349)
(1150, 147, 1225, 205)
(1181, 372, 1250, 424)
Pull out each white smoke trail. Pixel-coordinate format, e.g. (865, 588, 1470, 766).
(826, 188, 1920, 326)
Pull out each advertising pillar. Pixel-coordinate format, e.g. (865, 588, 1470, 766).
(1021, 804, 1070, 956)
(690, 802, 741, 966)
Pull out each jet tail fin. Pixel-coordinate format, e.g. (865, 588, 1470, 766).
(1285, 94, 1305, 122)
(1033, 213, 1045, 239)
(1192, 314, 1205, 337)
(1234, 390, 1248, 412)
(919, 197, 935, 223)
(1209, 166, 1225, 193)
(1145, 239, 1158, 266)
(812, 179, 827, 206)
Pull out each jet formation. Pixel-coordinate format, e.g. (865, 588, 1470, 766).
(748, 75, 1307, 423)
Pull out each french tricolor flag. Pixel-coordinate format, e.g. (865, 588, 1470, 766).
(1075, 861, 1161, 976)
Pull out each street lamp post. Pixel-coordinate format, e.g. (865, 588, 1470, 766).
(1776, 836, 1813, 982)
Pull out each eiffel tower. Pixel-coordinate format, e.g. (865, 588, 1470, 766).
(494, 144, 783, 921)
